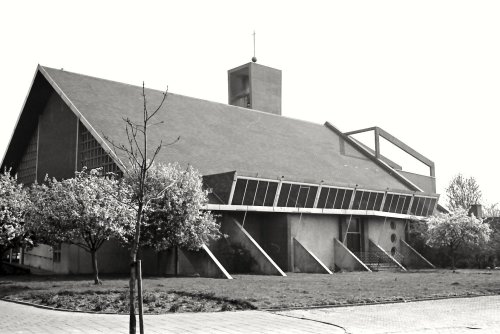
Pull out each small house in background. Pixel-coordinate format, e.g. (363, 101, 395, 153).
(1, 60, 440, 278)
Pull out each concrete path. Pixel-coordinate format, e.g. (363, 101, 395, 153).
(0, 301, 340, 334)
(1, 296, 499, 333)
(276, 295, 500, 333)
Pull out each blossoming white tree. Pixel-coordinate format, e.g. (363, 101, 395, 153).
(28, 169, 135, 284)
(446, 174, 482, 211)
(0, 169, 32, 261)
(426, 208, 491, 269)
(139, 163, 220, 255)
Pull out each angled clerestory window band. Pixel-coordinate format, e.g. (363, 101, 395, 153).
(229, 176, 438, 217)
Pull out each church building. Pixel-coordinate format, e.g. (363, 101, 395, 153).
(1, 61, 439, 278)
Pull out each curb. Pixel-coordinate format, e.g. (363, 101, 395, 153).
(262, 293, 499, 312)
(0, 297, 254, 315)
(0, 298, 127, 315)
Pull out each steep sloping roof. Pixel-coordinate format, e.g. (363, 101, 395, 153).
(6, 65, 418, 192)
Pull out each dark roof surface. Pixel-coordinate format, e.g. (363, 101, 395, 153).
(38, 66, 412, 191)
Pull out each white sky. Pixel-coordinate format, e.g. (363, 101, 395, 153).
(1, 0, 499, 206)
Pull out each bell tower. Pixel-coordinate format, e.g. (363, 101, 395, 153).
(228, 61, 282, 115)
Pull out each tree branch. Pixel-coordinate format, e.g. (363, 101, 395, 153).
(146, 87, 169, 122)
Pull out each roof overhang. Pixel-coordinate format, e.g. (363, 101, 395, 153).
(205, 203, 428, 220)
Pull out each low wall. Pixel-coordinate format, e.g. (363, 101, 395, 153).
(23, 244, 53, 272)
(400, 240, 435, 269)
(179, 245, 232, 279)
(334, 238, 371, 272)
(293, 238, 332, 274)
(368, 239, 406, 271)
(23, 240, 130, 275)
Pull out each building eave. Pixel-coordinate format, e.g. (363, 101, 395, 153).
(205, 204, 426, 220)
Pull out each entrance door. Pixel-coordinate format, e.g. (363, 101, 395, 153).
(342, 217, 363, 253)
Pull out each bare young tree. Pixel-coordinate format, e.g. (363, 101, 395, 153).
(446, 174, 482, 211)
(105, 84, 178, 334)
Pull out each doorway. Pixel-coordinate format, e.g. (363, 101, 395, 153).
(341, 217, 364, 253)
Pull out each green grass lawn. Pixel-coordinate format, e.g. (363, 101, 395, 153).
(1, 269, 499, 313)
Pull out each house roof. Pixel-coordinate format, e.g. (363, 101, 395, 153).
(3, 65, 427, 193)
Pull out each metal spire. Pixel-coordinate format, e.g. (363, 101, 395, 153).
(252, 31, 257, 63)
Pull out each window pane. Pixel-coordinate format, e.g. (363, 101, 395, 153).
(426, 198, 436, 216)
(347, 219, 360, 232)
(305, 186, 318, 208)
(317, 187, 329, 209)
(264, 182, 278, 206)
(231, 179, 247, 205)
(418, 197, 430, 216)
(395, 195, 406, 213)
(374, 193, 384, 211)
(346, 234, 361, 252)
(416, 197, 426, 216)
(352, 191, 364, 210)
(360, 191, 371, 210)
(242, 180, 258, 205)
(410, 197, 420, 215)
(401, 195, 412, 214)
(341, 190, 354, 209)
(296, 186, 309, 207)
(333, 189, 345, 209)
(277, 183, 291, 207)
(286, 184, 300, 207)
(253, 181, 268, 206)
(389, 195, 400, 212)
(326, 188, 338, 209)
(366, 192, 379, 211)
(383, 194, 394, 212)
(425, 197, 433, 216)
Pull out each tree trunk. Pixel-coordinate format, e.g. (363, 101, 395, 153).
(129, 204, 143, 334)
(174, 246, 179, 276)
(156, 251, 161, 276)
(129, 259, 137, 334)
(0, 248, 7, 260)
(136, 260, 144, 334)
(0, 248, 6, 274)
(91, 250, 101, 285)
(450, 248, 456, 270)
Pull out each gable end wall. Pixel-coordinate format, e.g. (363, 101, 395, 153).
(37, 91, 78, 181)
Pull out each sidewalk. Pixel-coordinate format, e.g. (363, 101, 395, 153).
(276, 295, 500, 333)
(0, 301, 340, 334)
